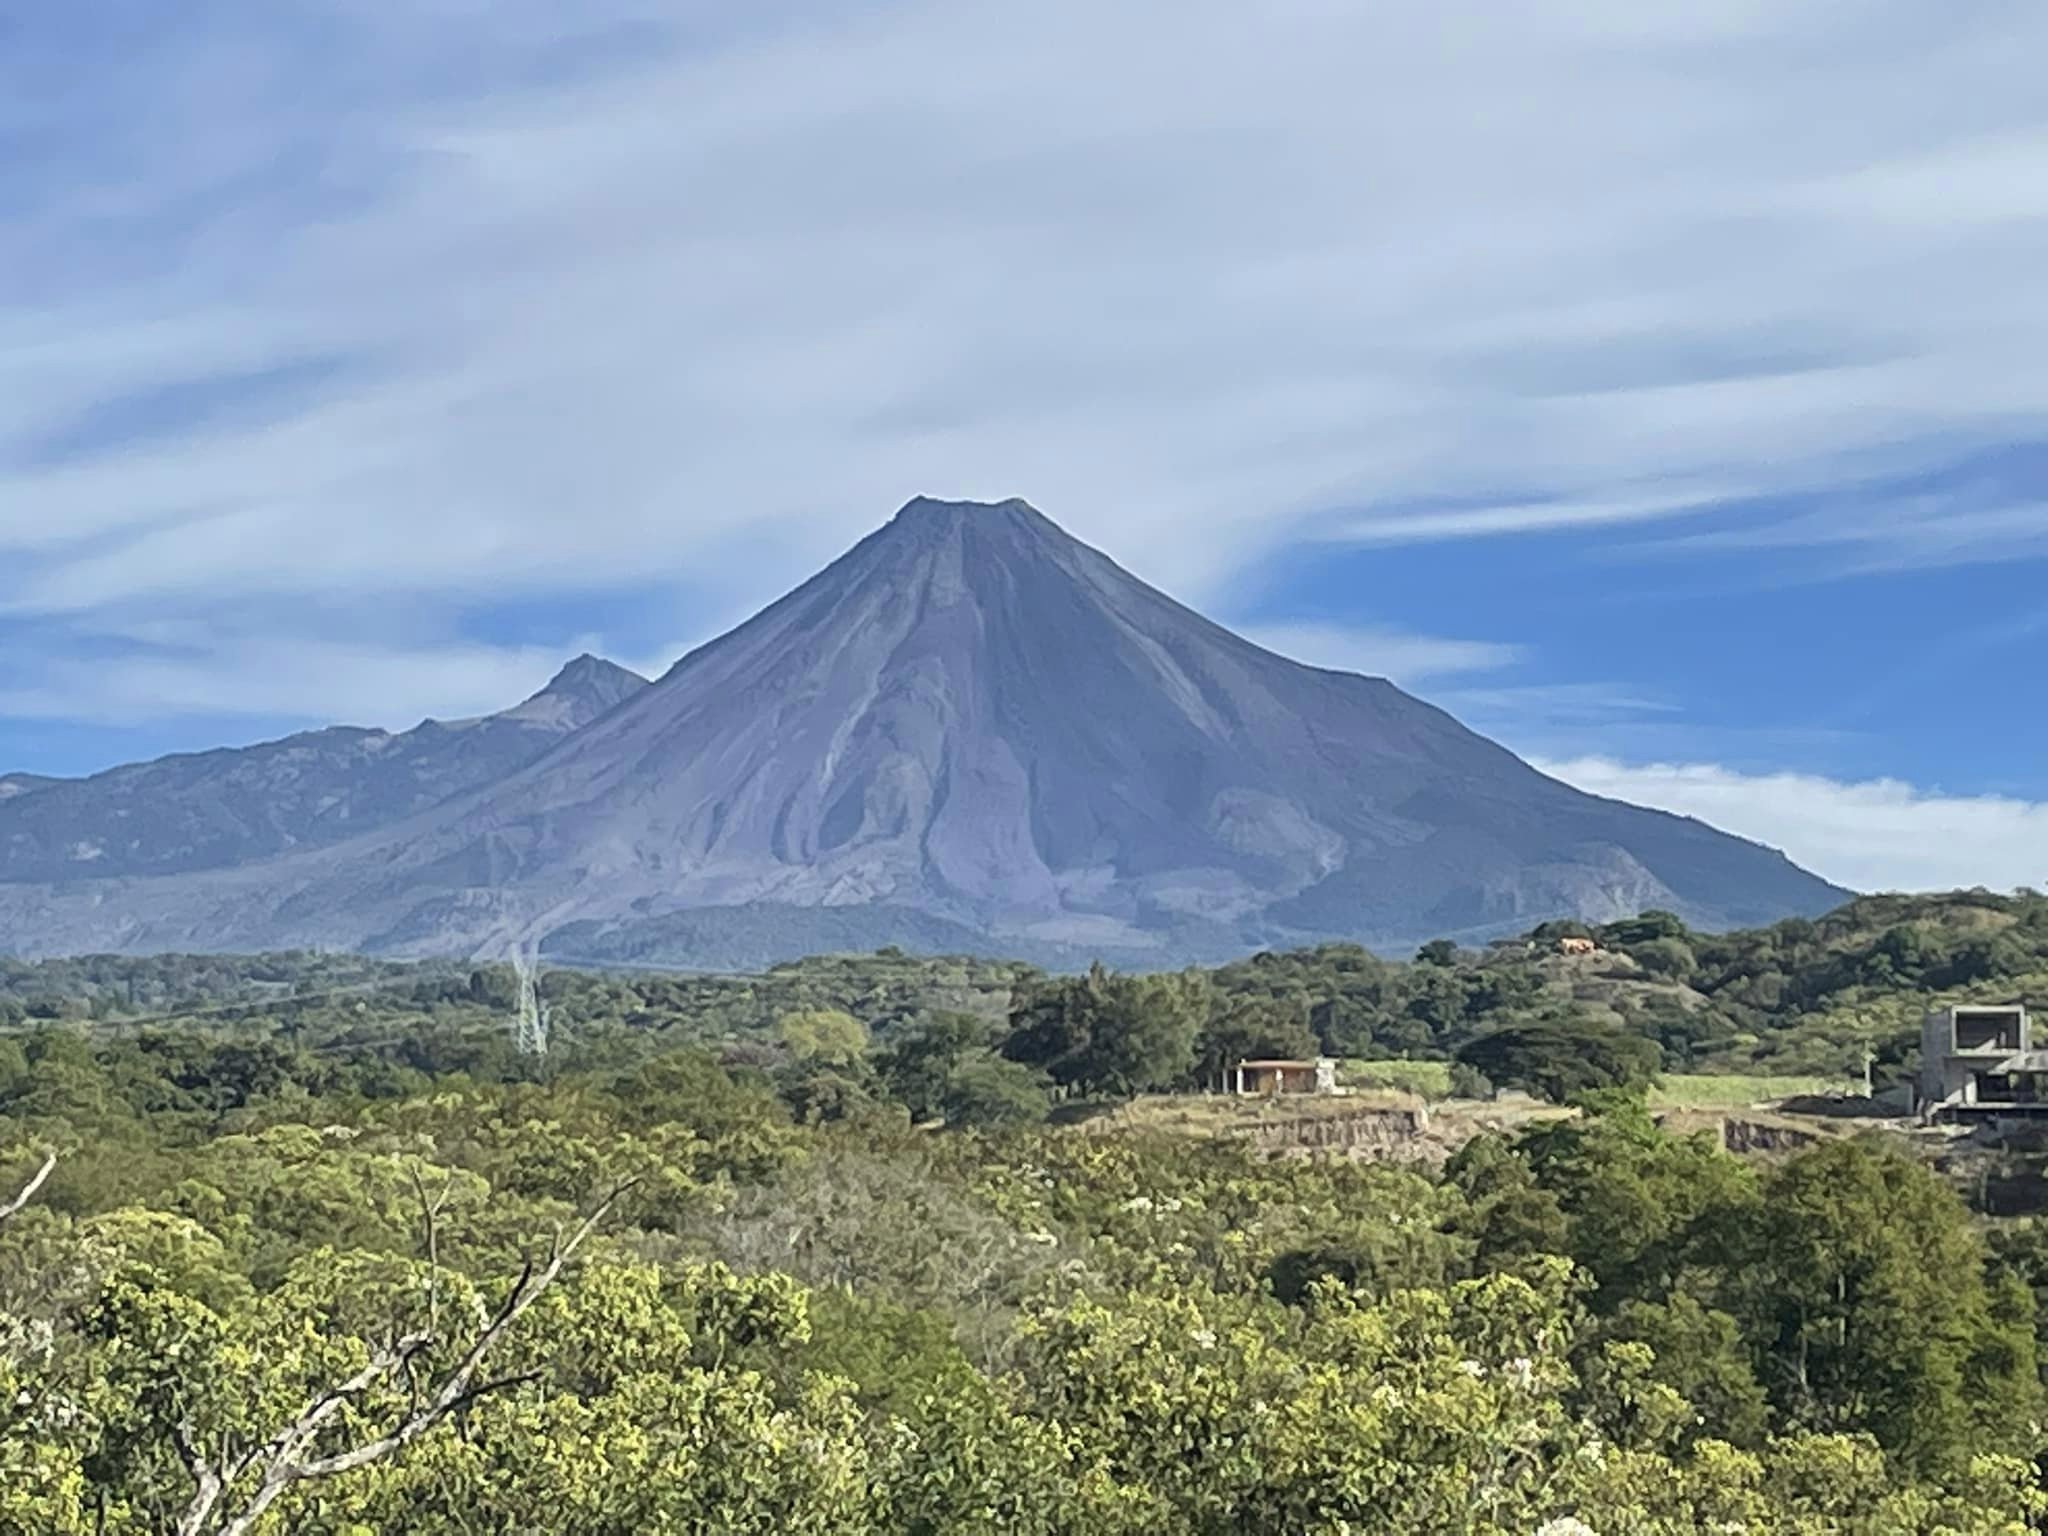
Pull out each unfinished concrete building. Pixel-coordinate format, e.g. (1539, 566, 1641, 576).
(1916, 1004, 2048, 1120)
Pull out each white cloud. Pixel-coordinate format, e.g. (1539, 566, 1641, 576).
(6, 3, 2048, 730)
(0, 638, 594, 732)
(1655, 490, 2048, 574)
(1237, 622, 1520, 687)
(1536, 756, 2048, 895)
(1330, 486, 1739, 546)
(1439, 684, 1683, 741)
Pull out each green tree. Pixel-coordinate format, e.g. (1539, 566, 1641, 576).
(1603, 910, 1691, 947)
(1513, 1093, 1758, 1308)
(872, 1015, 1048, 1122)
(1442, 1132, 1568, 1274)
(1456, 1014, 1660, 1103)
(775, 1009, 868, 1067)
(876, 1014, 996, 1123)
(938, 1055, 1051, 1129)
(1744, 1136, 2043, 1475)
(1590, 1293, 1770, 1448)
(1003, 964, 1204, 1098)
(1630, 936, 1700, 982)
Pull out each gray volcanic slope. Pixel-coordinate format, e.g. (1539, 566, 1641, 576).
(0, 499, 1843, 962)
(0, 655, 645, 883)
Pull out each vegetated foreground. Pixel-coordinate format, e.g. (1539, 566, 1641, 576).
(6, 887, 2048, 1531)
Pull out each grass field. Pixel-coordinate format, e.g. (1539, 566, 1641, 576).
(1338, 1059, 1454, 1098)
(1649, 1073, 1862, 1108)
(1077, 1072, 1866, 1144)
(1089, 1089, 1426, 1134)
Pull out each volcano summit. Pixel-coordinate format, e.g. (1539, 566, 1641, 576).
(0, 498, 1843, 965)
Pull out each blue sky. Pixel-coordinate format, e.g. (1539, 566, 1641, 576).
(5, 2, 2048, 892)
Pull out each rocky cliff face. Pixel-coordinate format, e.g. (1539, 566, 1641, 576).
(0, 499, 1843, 963)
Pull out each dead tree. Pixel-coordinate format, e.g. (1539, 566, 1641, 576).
(0, 1150, 55, 1226)
(173, 1183, 631, 1536)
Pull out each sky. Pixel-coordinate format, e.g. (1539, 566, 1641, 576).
(4, 1, 2048, 895)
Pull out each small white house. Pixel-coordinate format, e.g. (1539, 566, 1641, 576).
(1232, 1057, 1339, 1097)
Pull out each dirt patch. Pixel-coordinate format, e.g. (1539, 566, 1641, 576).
(1247, 1106, 1432, 1156)
(1654, 1108, 1861, 1157)
(1081, 1093, 1572, 1168)
(1255, 1100, 1576, 1168)
(1719, 1116, 1830, 1155)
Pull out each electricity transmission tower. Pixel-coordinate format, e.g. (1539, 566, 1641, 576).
(512, 948, 550, 1058)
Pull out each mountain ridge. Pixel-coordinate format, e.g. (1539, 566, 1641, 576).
(0, 773, 60, 803)
(0, 498, 1844, 962)
(0, 654, 647, 884)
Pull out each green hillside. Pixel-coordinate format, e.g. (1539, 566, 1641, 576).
(5, 1023, 2046, 1531)
(9, 894, 2048, 1528)
(7, 890, 2044, 1097)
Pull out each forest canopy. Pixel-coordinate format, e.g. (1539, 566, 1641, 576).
(3, 1008, 2048, 1530)
(9, 887, 2048, 1101)
(8, 889, 2048, 1530)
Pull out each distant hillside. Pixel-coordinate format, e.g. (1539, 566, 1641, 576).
(1201, 887, 2048, 1081)
(0, 950, 436, 1024)
(0, 944, 1032, 1051)
(539, 903, 1115, 974)
(0, 655, 645, 883)
(0, 773, 59, 802)
(9, 890, 2038, 1084)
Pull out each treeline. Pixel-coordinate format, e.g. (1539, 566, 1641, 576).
(5, 1028, 2048, 1531)
(0, 948, 1026, 1048)
(9, 887, 2048, 1095)
(0, 951, 433, 1024)
(0, 969, 1629, 1128)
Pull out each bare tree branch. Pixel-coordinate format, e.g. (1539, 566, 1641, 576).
(407, 1162, 454, 1338)
(171, 1422, 224, 1536)
(175, 1180, 635, 1536)
(0, 1151, 55, 1226)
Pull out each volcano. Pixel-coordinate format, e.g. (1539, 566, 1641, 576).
(0, 498, 1843, 964)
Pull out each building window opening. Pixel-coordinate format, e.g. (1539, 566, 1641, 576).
(1956, 1011, 2023, 1051)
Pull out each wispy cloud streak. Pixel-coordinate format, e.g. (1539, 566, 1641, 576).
(4, 2, 2048, 735)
